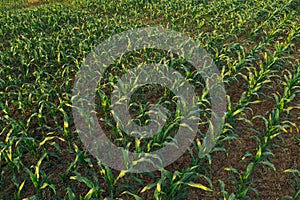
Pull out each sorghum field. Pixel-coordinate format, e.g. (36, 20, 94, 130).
(0, 0, 299, 199)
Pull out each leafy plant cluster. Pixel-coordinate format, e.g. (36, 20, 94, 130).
(0, 0, 299, 199)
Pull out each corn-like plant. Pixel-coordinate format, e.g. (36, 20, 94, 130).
(0, 0, 299, 199)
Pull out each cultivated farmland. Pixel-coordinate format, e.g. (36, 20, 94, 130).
(0, 0, 299, 199)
